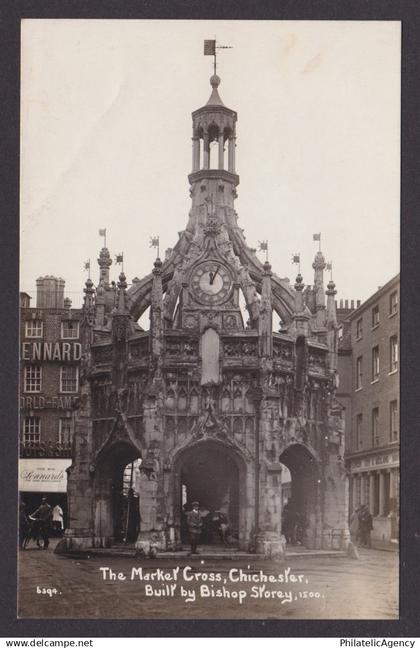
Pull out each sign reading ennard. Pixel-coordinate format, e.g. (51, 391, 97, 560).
(21, 342, 82, 362)
(65, 71, 348, 556)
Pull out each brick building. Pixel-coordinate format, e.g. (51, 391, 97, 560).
(19, 277, 83, 521)
(337, 275, 399, 543)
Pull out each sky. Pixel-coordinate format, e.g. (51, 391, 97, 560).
(20, 20, 400, 310)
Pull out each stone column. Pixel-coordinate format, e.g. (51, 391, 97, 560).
(379, 470, 386, 516)
(228, 136, 236, 172)
(218, 132, 224, 169)
(203, 132, 210, 170)
(352, 474, 358, 511)
(369, 472, 375, 515)
(359, 474, 366, 505)
(389, 469, 395, 508)
(192, 136, 200, 172)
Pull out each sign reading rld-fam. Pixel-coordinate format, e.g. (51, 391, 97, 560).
(21, 341, 82, 362)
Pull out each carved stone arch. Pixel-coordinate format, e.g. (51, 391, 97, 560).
(279, 441, 321, 549)
(207, 121, 220, 142)
(92, 415, 143, 545)
(95, 411, 142, 467)
(169, 437, 252, 548)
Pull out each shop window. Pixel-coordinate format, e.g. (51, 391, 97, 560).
(60, 366, 79, 393)
(356, 356, 363, 390)
(389, 291, 398, 316)
(23, 417, 41, 445)
(25, 320, 43, 338)
(390, 400, 398, 442)
(61, 320, 79, 339)
(390, 335, 398, 372)
(356, 318, 363, 340)
(24, 365, 42, 393)
(372, 304, 379, 328)
(372, 408, 379, 447)
(59, 418, 73, 445)
(372, 346, 380, 381)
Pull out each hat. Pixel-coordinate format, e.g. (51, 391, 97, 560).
(192, 501, 199, 507)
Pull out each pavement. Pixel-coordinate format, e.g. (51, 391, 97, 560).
(18, 538, 399, 620)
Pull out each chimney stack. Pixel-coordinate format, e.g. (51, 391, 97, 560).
(36, 276, 65, 309)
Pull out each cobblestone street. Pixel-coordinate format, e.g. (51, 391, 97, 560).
(18, 543, 398, 620)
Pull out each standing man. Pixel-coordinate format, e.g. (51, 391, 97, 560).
(52, 503, 64, 536)
(186, 501, 203, 555)
(359, 504, 373, 548)
(31, 497, 53, 549)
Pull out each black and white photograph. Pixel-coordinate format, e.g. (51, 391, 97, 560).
(18, 19, 400, 621)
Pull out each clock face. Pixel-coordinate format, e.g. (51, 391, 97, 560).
(191, 261, 233, 304)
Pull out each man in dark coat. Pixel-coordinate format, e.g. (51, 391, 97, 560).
(358, 504, 373, 548)
(186, 501, 203, 555)
(31, 497, 53, 549)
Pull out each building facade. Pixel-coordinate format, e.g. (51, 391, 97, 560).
(65, 72, 349, 555)
(19, 277, 82, 521)
(338, 275, 399, 543)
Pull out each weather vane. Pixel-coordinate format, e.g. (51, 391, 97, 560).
(83, 259, 91, 279)
(258, 240, 269, 263)
(204, 39, 233, 76)
(150, 235, 160, 259)
(292, 253, 301, 274)
(115, 253, 124, 273)
(313, 232, 321, 252)
(326, 261, 333, 280)
(99, 228, 107, 248)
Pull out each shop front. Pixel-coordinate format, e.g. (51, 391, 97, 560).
(19, 458, 72, 531)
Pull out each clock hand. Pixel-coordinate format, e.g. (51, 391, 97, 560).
(209, 265, 221, 285)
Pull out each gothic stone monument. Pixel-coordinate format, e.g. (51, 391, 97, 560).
(65, 73, 349, 555)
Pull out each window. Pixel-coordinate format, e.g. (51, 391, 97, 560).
(61, 320, 79, 339)
(372, 304, 380, 328)
(59, 418, 73, 445)
(24, 365, 42, 392)
(390, 400, 398, 442)
(390, 335, 398, 372)
(60, 366, 78, 393)
(356, 318, 363, 340)
(356, 356, 363, 390)
(23, 417, 41, 445)
(372, 346, 380, 381)
(356, 413, 363, 450)
(372, 408, 379, 446)
(25, 320, 43, 338)
(389, 291, 398, 316)
(338, 326, 343, 341)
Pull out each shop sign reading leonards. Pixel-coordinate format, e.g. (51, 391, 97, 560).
(19, 458, 72, 493)
(21, 341, 82, 362)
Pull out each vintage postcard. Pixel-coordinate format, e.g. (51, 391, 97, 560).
(18, 19, 400, 620)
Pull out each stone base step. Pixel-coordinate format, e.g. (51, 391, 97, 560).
(59, 546, 346, 560)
